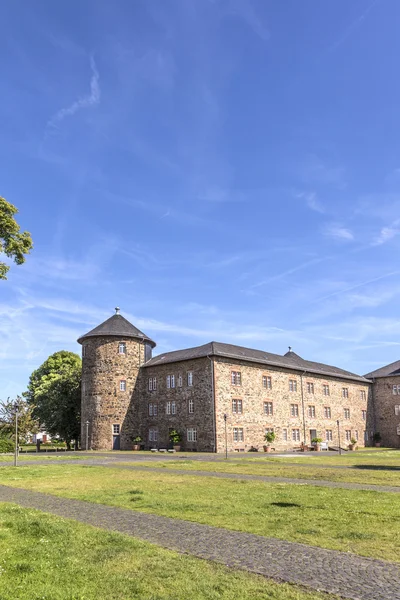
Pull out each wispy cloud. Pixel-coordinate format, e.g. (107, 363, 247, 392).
(221, 0, 270, 41)
(323, 224, 354, 242)
(296, 191, 325, 214)
(299, 154, 346, 190)
(47, 56, 100, 129)
(329, 0, 380, 52)
(373, 220, 400, 245)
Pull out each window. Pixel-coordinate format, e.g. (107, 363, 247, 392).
(231, 371, 241, 386)
(187, 428, 197, 442)
(325, 430, 333, 441)
(262, 375, 272, 389)
(118, 342, 126, 355)
(178, 374, 182, 387)
(149, 428, 158, 442)
(355, 430, 359, 441)
(324, 406, 331, 419)
(345, 430, 351, 442)
(144, 343, 152, 363)
(188, 398, 194, 414)
(264, 401, 273, 416)
(166, 402, 171, 415)
(307, 382, 314, 394)
(323, 384, 330, 396)
(362, 409, 367, 420)
(82, 345, 86, 357)
(360, 390, 366, 400)
(290, 404, 299, 417)
(282, 428, 288, 441)
(171, 401, 176, 415)
(395, 405, 400, 416)
(344, 408, 350, 419)
(232, 399, 243, 413)
(148, 377, 157, 391)
(149, 403, 158, 416)
(233, 427, 244, 442)
(187, 372, 193, 387)
(393, 385, 400, 395)
(364, 430, 368, 442)
(292, 429, 300, 442)
(167, 375, 175, 389)
(308, 405, 316, 418)
(289, 379, 297, 392)
(120, 380, 126, 392)
(113, 424, 120, 434)
(342, 388, 349, 398)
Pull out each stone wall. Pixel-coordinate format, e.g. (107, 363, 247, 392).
(140, 357, 215, 451)
(214, 357, 371, 452)
(371, 376, 400, 448)
(81, 336, 144, 450)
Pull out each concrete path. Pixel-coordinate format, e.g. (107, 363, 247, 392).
(0, 484, 399, 600)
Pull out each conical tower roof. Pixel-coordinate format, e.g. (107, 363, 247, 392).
(77, 308, 156, 347)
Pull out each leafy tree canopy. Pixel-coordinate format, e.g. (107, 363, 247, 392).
(0, 396, 39, 443)
(26, 351, 82, 450)
(0, 196, 33, 280)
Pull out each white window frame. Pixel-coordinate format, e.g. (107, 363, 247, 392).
(148, 378, 153, 391)
(262, 375, 272, 389)
(292, 428, 300, 442)
(178, 374, 182, 387)
(188, 398, 194, 414)
(187, 428, 197, 442)
(118, 342, 126, 355)
(149, 403, 157, 417)
(232, 399, 243, 414)
(82, 345, 86, 357)
(325, 429, 333, 441)
(171, 374, 175, 388)
(307, 382, 314, 394)
(395, 405, 400, 416)
(344, 408, 350, 419)
(264, 401, 273, 416)
(323, 384, 330, 396)
(362, 409, 367, 420)
(282, 428, 288, 441)
(231, 371, 241, 386)
(149, 428, 158, 442)
(233, 427, 244, 442)
(355, 430, 359, 441)
(171, 401, 176, 415)
(342, 388, 349, 398)
(360, 390, 366, 400)
(113, 424, 120, 435)
(345, 430, 351, 442)
(324, 406, 331, 419)
(166, 402, 171, 415)
(120, 380, 126, 392)
(308, 405, 316, 418)
(290, 403, 299, 417)
(289, 379, 297, 392)
(187, 372, 193, 387)
(393, 385, 400, 395)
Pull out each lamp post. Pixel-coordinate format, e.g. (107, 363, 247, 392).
(223, 413, 228, 460)
(85, 420, 90, 451)
(337, 419, 341, 456)
(14, 402, 19, 467)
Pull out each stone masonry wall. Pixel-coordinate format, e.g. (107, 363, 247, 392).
(214, 357, 371, 453)
(81, 336, 144, 450)
(141, 357, 215, 451)
(371, 376, 400, 448)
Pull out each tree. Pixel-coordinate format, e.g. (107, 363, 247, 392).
(0, 396, 39, 445)
(0, 196, 33, 280)
(26, 351, 81, 450)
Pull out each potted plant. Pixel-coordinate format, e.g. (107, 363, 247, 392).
(311, 437, 323, 451)
(348, 438, 357, 451)
(132, 436, 142, 451)
(373, 432, 382, 447)
(169, 429, 182, 451)
(263, 431, 276, 453)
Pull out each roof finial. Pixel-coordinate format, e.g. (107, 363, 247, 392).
(115, 307, 120, 315)
(288, 346, 292, 353)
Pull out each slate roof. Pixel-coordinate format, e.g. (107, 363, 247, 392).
(364, 360, 400, 379)
(144, 341, 369, 383)
(77, 314, 156, 347)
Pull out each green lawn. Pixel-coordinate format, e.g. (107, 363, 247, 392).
(0, 453, 84, 462)
(0, 503, 336, 600)
(1, 464, 399, 563)
(121, 457, 400, 486)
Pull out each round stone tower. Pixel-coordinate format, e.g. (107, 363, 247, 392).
(77, 308, 156, 450)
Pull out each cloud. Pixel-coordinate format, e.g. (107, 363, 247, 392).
(329, 0, 380, 52)
(296, 191, 325, 214)
(300, 155, 346, 189)
(323, 224, 354, 242)
(373, 220, 400, 245)
(47, 56, 100, 129)
(221, 0, 270, 41)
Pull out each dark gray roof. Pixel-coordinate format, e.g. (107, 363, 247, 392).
(145, 341, 369, 383)
(364, 360, 400, 379)
(77, 314, 156, 347)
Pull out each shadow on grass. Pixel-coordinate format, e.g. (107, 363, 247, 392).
(353, 465, 400, 471)
(270, 502, 301, 508)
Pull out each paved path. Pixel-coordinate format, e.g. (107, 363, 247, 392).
(1, 456, 400, 494)
(0, 484, 399, 600)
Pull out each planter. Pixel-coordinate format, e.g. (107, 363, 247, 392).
(314, 444, 320, 452)
(173, 445, 181, 452)
(263, 445, 271, 453)
(133, 444, 141, 451)
(348, 444, 355, 451)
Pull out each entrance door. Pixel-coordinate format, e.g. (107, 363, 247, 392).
(113, 435, 120, 450)
(310, 429, 317, 444)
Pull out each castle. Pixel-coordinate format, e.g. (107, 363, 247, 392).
(78, 308, 400, 451)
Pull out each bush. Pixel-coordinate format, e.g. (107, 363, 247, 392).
(0, 435, 15, 453)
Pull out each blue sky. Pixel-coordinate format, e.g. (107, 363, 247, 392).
(2, 0, 400, 398)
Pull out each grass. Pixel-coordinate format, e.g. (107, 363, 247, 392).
(1, 464, 399, 563)
(120, 456, 400, 486)
(0, 453, 85, 462)
(0, 503, 337, 600)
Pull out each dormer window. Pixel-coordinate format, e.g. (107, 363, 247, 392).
(119, 342, 126, 355)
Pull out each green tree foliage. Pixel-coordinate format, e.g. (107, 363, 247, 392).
(26, 351, 82, 450)
(0, 396, 39, 445)
(0, 196, 33, 280)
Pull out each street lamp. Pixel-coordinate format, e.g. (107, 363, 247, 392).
(13, 402, 20, 468)
(337, 419, 341, 456)
(85, 420, 90, 451)
(223, 414, 228, 460)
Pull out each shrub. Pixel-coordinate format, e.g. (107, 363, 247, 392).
(0, 435, 14, 453)
(264, 431, 276, 444)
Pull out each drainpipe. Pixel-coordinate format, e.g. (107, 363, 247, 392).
(207, 354, 216, 453)
(300, 371, 307, 445)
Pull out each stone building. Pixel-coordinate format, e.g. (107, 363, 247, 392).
(78, 309, 385, 451)
(364, 361, 400, 449)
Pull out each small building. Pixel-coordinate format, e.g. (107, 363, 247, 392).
(364, 361, 400, 448)
(78, 309, 377, 452)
